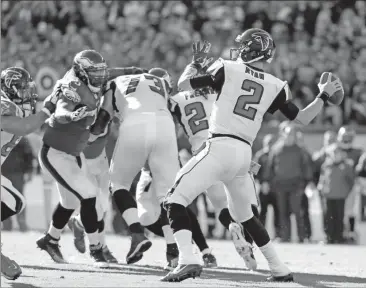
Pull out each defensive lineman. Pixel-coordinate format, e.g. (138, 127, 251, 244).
(162, 28, 343, 282)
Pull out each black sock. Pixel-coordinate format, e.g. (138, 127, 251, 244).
(218, 208, 234, 229)
(80, 198, 98, 234)
(242, 215, 270, 248)
(1, 203, 16, 222)
(98, 219, 105, 233)
(145, 219, 164, 237)
(187, 207, 209, 252)
(244, 205, 259, 245)
(112, 188, 137, 214)
(167, 203, 191, 234)
(349, 217, 355, 232)
(51, 203, 74, 230)
(112, 189, 144, 233)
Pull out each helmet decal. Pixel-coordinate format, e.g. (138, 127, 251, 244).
(3, 69, 22, 88)
(252, 32, 271, 52)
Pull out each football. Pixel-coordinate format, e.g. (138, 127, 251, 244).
(319, 72, 344, 105)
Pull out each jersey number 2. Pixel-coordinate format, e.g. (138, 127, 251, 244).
(126, 75, 165, 97)
(184, 102, 209, 135)
(233, 79, 264, 121)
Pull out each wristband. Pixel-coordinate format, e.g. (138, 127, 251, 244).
(317, 92, 330, 104)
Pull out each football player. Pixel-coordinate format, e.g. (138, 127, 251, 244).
(169, 83, 261, 270)
(337, 126, 364, 243)
(162, 29, 343, 282)
(67, 67, 149, 264)
(36, 50, 115, 268)
(1, 67, 54, 280)
(107, 67, 180, 264)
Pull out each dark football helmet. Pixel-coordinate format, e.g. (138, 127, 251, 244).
(1, 67, 37, 114)
(73, 50, 108, 93)
(148, 67, 173, 93)
(337, 126, 356, 149)
(230, 28, 276, 64)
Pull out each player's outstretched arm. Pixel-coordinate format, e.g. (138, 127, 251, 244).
(271, 73, 343, 126)
(1, 98, 54, 136)
(2, 112, 49, 136)
(293, 73, 342, 125)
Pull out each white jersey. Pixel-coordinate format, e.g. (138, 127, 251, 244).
(112, 73, 170, 121)
(1, 91, 24, 165)
(170, 91, 216, 153)
(207, 58, 291, 145)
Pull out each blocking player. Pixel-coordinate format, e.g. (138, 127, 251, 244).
(162, 29, 343, 282)
(1, 67, 54, 280)
(36, 50, 114, 267)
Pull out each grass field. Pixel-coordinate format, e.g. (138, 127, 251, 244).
(1, 231, 366, 288)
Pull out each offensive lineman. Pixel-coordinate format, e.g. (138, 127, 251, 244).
(1, 67, 54, 280)
(107, 67, 180, 264)
(162, 29, 343, 282)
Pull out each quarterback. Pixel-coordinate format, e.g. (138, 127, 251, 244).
(169, 82, 261, 270)
(1, 67, 54, 280)
(162, 28, 343, 282)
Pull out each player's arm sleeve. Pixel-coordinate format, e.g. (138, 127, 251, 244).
(108, 67, 148, 81)
(1, 102, 49, 136)
(177, 59, 225, 92)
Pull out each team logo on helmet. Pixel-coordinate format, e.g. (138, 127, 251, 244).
(252, 32, 271, 52)
(3, 69, 22, 88)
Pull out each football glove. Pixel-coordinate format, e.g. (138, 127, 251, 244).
(317, 72, 343, 97)
(192, 40, 212, 69)
(70, 105, 88, 122)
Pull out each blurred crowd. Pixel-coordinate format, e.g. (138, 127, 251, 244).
(1, 0, 366, 126)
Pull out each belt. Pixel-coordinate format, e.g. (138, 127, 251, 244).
(209, 133, 251, 146)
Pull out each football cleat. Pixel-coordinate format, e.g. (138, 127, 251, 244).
(160, 264, 203, 282)
(267, 273, 294, 282)
(202, 252, 218, 268)
(102, 246, 118, 263)
(68, 216, 86, 254)
(1, 252, 22, 280)
(164, 243, 179, 271)
(90, 244, 109, 268)
(126, 233, 152, 264)
(229, 222, 257, 270)
(36, 234, 67, 264)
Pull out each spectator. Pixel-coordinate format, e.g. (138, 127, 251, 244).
(253, 134, 280, 239)
(317, 144, 355, 243)
(264, 126, 313, 242)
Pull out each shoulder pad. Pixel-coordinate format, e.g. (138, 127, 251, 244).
(1, 97, 21, 116)
(60, 79, 82, 103)
(206, 58, 224, 77)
